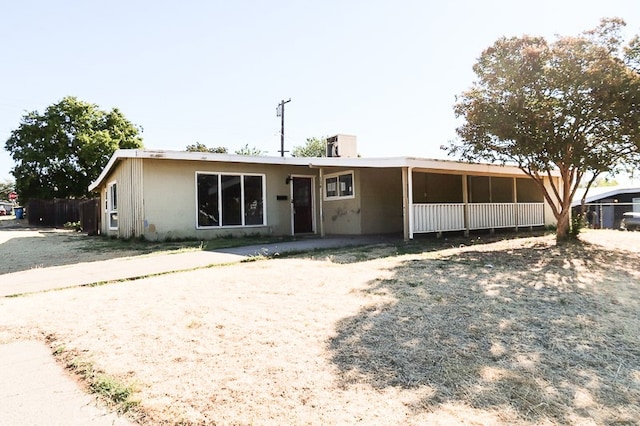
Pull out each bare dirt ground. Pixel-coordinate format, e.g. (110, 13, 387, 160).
(1, 226, 639, 425)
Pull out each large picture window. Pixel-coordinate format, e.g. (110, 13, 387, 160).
(107, 182, 118, 230)
(197, 172, 265, 228)
(324, 171, 354, 200)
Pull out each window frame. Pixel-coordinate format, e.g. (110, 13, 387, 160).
(106, 181, 118, 230)
(195, 171, 267, 229)
(323, 170, 355, 200)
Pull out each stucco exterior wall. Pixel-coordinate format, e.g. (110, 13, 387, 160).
(91, 150, 561, 241)
(321, 168, 362, 235)
(542, 176, 560, 227)
(360, 168, 403, 234)
(140, 159, 321, 240)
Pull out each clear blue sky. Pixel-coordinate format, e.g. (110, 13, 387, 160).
(1, 0, 637, 183)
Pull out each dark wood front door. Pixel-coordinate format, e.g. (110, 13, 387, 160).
(293, 177, 313, 233)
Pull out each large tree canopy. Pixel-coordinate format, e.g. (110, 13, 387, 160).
(5, 97, 143, 201)
(450, 18, 640, 241)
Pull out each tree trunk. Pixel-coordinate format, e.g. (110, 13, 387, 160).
(556, 210, 571, 243)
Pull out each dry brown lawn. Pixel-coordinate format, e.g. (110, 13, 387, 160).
(0, 225, 141, 273)
(1, 228, 639, 425)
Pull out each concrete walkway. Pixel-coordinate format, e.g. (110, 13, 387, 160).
(0, 235, 388, 297)
(0, 233, 392, 425)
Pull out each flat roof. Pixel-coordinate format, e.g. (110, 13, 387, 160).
(571, 185, 640, 206)
(88, 149, 553, 191)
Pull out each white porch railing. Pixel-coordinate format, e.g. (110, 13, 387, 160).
(468, 203, 517, 229)
(413, 203, 465, 233)
(412, 202, 544, 234)
(516, 203, 545, 227)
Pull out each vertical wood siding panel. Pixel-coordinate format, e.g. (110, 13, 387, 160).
(115, 158, 144, 239)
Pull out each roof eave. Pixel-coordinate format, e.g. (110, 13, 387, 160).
(88, 149, 560, 192)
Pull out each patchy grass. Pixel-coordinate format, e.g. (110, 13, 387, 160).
(90, 374, 139, 412)
(0, 226, 295, 274)
(292, 229, 551, 264)
(80, 233, 296, 255)
(46, 334, 141, 416)
(330, 233, 640, 424)
(1, 230, 638, 425)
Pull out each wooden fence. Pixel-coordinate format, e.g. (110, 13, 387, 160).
(26, 198, 100, 234)
(80, 198, 100, 235)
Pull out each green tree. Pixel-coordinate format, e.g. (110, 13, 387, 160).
(291, 137, 327, 157)
(185, 142, 228, 153)
(0, 179, 15, 200)
(449, 18, 640, 242)
(624, 34, 640, 73)
(5, 97, 143, 201)
(234, 144, 264, 156)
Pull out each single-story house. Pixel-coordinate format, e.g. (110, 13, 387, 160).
(571, 185, 640, 229)
(88, 145, 560, 241)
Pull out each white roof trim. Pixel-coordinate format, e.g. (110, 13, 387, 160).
(88, 149, 555, 191)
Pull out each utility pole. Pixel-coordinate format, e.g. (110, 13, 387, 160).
(276, 98, 291, 157)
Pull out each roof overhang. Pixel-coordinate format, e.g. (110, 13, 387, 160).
(571, 186, 640, 207)
(88, 149, 558, 192)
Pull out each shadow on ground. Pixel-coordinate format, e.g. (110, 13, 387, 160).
(300, 230, 549, 264)
(329, 240, 640, 424)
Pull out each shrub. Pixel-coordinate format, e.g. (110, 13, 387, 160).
(570, 213, 585, 239)
(63, 221, 82, 232)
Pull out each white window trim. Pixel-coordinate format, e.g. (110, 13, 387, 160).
(323, 170, 355, 201)
(195, 171, 267, 229)
(107, 180, 118, 230)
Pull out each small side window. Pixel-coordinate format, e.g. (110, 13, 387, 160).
(324, 171, 354, 200)
(107, 182, 118, 230)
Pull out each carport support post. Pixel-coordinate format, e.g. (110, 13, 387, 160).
(462, 174, 470, 237)
(402, 167, 410, 241)
(513, 177, 519, 231)
(408, 167, 414, 240)
(319, 168, 325, 237)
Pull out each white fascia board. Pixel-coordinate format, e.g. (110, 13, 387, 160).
(405, 158, 515, 175)
(88, 150, 409, 191)
(88, 149, 557, 192)
(89, 149, 128, 192)
(404, 157, 550, 177)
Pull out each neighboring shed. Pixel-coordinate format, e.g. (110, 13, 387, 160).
(572, 186, 640, 229)
(89, 149, 560, 241)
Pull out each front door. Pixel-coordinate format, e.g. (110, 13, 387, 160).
(293, 177, 313, 234)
